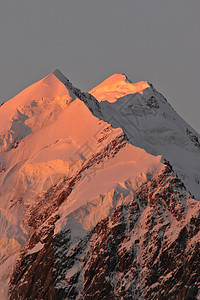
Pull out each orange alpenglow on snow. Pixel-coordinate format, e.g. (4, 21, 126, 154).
(0, 69, 200, 300)
(90, 73, 149, 103)
(0, 71, 73, 133)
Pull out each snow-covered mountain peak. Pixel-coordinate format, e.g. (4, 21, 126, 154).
(5, 70, 70, 107)
(0, 70, 199, 300)
(53, 68, 70, 86)
(90, 76, 200, 201)
(90, 73, 149, 103)
(0, 70, 77, 152)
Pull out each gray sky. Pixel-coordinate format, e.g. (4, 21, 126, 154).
(0, 0, 200, 133)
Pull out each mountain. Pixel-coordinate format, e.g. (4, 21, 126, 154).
(0, 70, 199, 299)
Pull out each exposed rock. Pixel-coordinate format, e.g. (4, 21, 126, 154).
(9, 166, 200, 299)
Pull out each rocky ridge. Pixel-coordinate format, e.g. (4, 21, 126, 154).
(9, 161, 200, 299)
(0, 70, 199, 299)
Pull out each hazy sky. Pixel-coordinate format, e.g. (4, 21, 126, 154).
(1, 0, 200, 133)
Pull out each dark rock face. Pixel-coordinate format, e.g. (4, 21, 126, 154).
(9, 236, 56, 300)
(53, 69, 103, 118)
(81, 170, 200, 300)
(186, 128, 200, 150)
(146, 96, 159, 109)
(9, 165, 200, 300)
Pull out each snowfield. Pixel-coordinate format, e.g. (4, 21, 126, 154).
(0, 70, 199, 299)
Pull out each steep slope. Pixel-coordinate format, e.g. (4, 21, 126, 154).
(9, 162, 200, 300)
(0, 70, 122, 299)
(0, 71, 76, 152)
(0, 70, 199, 299)
(90, 74, 200, 201)
(0, 71, 163, 299)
